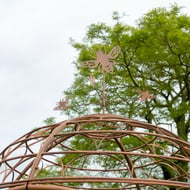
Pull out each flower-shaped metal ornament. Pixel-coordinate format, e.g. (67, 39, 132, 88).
(89, 75, 95, 87)
(54, 98, 70, 111)
(137, 89, 156, 102)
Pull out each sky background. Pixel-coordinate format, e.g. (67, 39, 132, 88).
(0, 0, 190, 150)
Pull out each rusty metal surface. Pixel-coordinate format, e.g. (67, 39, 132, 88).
(0, 113, 190, 189)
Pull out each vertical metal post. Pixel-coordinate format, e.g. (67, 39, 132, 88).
(102, 70, 106, 114)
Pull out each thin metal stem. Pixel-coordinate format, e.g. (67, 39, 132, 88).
(102, 70, 106, 114)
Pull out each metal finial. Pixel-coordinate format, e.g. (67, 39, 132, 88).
(81, 46, 121, 113)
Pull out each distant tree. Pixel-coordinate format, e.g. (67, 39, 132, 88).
(53, 5, 190, 186)
(43, 117, 56, 125)
(63, 5, 190, 141)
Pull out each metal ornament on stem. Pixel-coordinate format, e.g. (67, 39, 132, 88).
(82, 46, 121, 113)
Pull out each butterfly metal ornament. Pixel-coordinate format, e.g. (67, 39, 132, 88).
(81, 46, 121, 114)
(81, 46, 121, 73)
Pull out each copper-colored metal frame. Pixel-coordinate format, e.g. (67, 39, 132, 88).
(0, 114, 190, 189)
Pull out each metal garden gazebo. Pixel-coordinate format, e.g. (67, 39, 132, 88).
(0, 113, 190, 189)
(1, 46, 189, 189)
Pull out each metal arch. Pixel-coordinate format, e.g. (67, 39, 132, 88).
(0, 114, 190, 189)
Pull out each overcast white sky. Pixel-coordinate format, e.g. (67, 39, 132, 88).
(0, 0, 189, 150)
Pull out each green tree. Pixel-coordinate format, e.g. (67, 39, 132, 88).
(63, 5, 190, 141)
(43, 117, 56, 125)
(58, 5, 190, 182)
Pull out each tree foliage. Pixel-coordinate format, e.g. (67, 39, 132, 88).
(61, 5, 189, 142)
(45, 5, 190, 187)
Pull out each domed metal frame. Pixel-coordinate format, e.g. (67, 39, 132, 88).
(1, 46, 190, 189)
(1, 114, 190, 189)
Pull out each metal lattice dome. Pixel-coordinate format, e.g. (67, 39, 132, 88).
(0, 114, 190, 189)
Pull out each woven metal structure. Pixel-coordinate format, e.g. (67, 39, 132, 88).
(0, 113, 190, 189)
